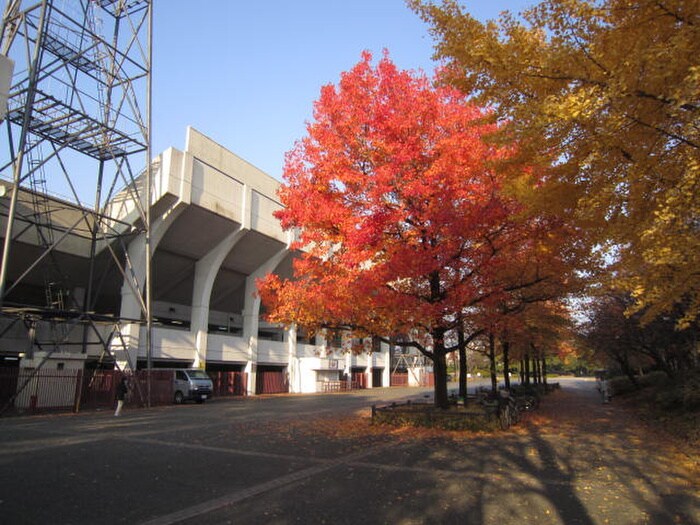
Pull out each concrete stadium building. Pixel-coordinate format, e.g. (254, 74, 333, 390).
(0, 127, 400, 398)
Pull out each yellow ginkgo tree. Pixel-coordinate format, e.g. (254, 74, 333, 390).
(411, 0, 700, 326)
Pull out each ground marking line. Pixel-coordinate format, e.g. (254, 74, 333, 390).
(1, 411, 305, 441)
(136, 438, 605, 525)
(0, 435, 110, 455)
(138, 442, 395, 525)
(124, 436, 507, 483)
(122, 436, 512, 480)
(125, 435, 634, 493)
(121, 435, 333, 465)
(1, 405, 362, 439)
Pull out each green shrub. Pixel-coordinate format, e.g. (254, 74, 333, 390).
(608, 370, 668, 397)
(644, 369, 700, 411)
(608, 376, 637, 396)
(638, 370, 668, 388)
(654, 386, 684, 410)
(613, 367, 699, 446)
(510, 384, 541, 396)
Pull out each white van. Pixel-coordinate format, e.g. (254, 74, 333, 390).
(172, 369, 213, 404)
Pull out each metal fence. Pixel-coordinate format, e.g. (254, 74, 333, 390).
(1, 368, 83, 414)
(320, 380, 360, 392)
(210, 371, 247, 397)
(389, 372, 434, 387)
(391, 372, 408, 386)
(0, 368, 248, 416)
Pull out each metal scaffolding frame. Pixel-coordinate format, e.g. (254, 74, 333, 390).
(0, 0, 153, 408)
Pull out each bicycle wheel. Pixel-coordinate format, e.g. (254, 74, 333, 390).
(499, 406, 511, 430)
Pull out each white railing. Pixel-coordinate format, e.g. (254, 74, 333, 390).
(318, 358, 340, 370)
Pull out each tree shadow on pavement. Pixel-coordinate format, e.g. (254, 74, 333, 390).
(502, 381, 700, 525)
(367, 379, 700, 524)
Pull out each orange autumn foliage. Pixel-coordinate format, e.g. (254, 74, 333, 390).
(257, 52, 548, 407)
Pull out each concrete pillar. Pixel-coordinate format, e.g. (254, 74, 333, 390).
(115, 202, 186, 370)
(367, 351, 374, 389)
(191, 227, 248, 369)
(344, 352, 352, 388)
(382, 343, 391, 388)
(363, 338, 372, 388)
(242, 245, 290, 395)
(287, 324, 299, 393)
(244, 360, 256, 396)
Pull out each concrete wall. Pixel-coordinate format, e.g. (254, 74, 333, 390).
(0, 54, 14, 121)
(191, 158, 244, 222)
(138, 327, 196, 362)
(205, 334, 248, 363)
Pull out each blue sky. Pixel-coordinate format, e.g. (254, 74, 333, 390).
(152, 1, 533, 181)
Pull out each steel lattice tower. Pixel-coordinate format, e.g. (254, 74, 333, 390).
(0, 0, 152, 381)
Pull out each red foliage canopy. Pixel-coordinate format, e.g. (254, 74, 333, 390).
(258, 52, 528, 350)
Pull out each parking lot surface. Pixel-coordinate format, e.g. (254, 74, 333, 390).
(0, 378, 697, 524)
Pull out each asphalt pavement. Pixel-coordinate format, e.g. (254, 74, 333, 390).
(0, 378, 697, 525)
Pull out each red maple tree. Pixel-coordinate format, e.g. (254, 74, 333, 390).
(258, 52, 531, 408)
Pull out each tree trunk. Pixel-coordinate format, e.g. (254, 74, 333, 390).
(428, 274, 450, 409)
(530, 344, 540, 385)
(519, 359, 525, 384)
(541, 354, 548, 387)
(524, 352, 531, 385)
(501, 338, 511, 390)
(488, 332, 498, 394)
(458, 326, 467, 400)
(433, 347, 449, 409)
(430, 327, 450, 409)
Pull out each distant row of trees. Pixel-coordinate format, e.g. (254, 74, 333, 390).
(580, 293, 699, 384)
